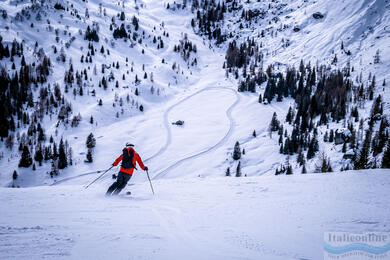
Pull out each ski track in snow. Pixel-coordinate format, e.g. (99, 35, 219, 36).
(151, 87, 240, 180)
(52, 86, 240, 185)
(50, 170, 109, 186)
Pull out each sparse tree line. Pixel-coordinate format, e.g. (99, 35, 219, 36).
(0, 37, 77, 184)
(3, 0, 176, 187)
(111, 12, 167, 51)
(225, 38, 267, 91)
(225, 141, 245, 177)
(173, 34, 198, 66)
(224, 57, 389, 175)
(0, 37, 51, 139)
(180, 0, 277, 45)
(263, 61, 389, 174)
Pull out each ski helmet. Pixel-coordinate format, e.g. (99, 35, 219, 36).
(126, 142, 134, 147)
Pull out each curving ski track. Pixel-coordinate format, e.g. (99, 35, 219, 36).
(51, 86, 239, 186)
(151, 87, 240, 180)
(50, 169, 114, 186)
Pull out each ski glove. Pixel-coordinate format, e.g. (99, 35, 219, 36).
(144, 166, 148, 171)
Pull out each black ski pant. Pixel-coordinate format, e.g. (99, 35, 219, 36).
(106, 171, 132, 195)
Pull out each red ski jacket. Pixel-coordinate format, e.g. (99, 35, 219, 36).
(113, 147, 145, 175)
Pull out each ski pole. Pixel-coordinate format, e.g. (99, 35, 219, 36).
(85, 165, 114, 189)
(146, 169, 155, 195)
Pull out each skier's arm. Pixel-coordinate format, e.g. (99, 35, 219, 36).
(135, 153, 146, 170)
(113, 154, 123, 166)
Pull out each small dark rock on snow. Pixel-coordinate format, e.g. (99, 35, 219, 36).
(313, 12, 324, 19)
(172, 120, 184, 126)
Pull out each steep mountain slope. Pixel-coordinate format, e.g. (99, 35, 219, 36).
(0, 0, 224, 186)
(0, 0, 390, 259)
(187, 0, 390, 174)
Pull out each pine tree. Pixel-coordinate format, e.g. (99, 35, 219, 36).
(382, 141, 390, 168)
(21, 55, 26, 66)
(86, 133, 96, 149)
(68, 147, 73, 166)
(235, 161, 241, 177)
(373, 118, 388, 156)
(279, 143, 284, 154)
(233, 141, 241, 160)
(19, 146, 32, 167)
(315, 152, 329, 173)
(34, 146, 43, 166)
(252, 130, 256, 137)
(12, 170, 18, 180)
(354, 130, 372, 170)
(327, 158, 333, 172)
(373, 49, 380, 64)
(225, 167, 230, 176)
(86, 149, 93, 163)
(44, 146, 52, 161)
(285, 106, 293, 124)
(285, 156, 293, 175)
(342, 142, 347, 153)
(323, 131, 329, 142)
(297, 150, 304, 165)
(53, 142, 58, 159)
(350, 130, 356, 150)
(38, 125, 45, 142)
(58, 138, 67, 169)
(286, 165, 293, 175)
(369, 95, 382, 127)
(329, 130, 334, 143)
(301, 162, 307, 174)
(50, 158, 58, 177)
(269, 112, 280, 131)
(307, 135, 319, 160)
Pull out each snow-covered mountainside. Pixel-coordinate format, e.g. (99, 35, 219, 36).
(0, 0, 389, 185)
(0, 0, 389, 258)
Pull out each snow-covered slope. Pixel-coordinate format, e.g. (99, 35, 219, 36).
(0, 0, 389, 186)
(0, 0, 223, 186)
(1, 0, 390, 258)
(1, 169, 389, 260)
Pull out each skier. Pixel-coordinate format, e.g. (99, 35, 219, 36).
(106, 143, 148, 195)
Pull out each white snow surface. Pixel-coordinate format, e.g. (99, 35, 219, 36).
(1, 169, 390, 260)
(0, 0, 390, 258)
